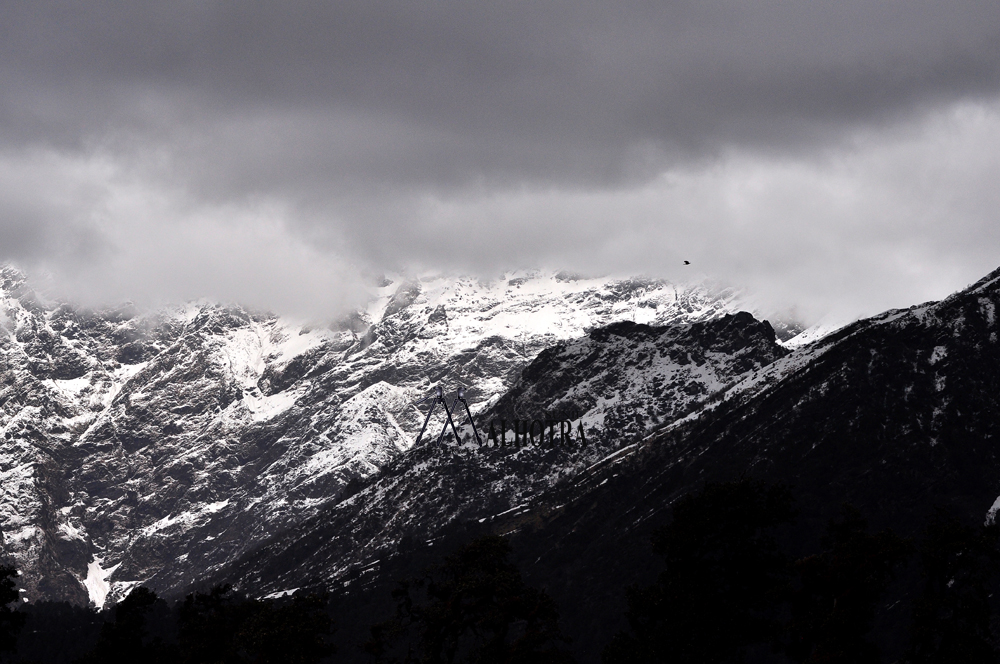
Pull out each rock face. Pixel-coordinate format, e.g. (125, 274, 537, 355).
(0, 267, 761, 606)
(213, 266, 1000, 662)
(211, 311, 790, 600)
(489, 312, 788, 442)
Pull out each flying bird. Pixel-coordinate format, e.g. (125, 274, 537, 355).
(683, 260, 690, 265)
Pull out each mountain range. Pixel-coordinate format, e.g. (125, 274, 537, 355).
(0, 267, 768, 608)
(214, 265, 1000, 660)
(3, 262, 999, 662)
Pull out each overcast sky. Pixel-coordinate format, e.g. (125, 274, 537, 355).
(1, 1, 998, 323)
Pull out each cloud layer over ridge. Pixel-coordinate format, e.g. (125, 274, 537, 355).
(0, 1, 998, 320)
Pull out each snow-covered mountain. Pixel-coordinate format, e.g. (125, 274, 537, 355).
(0, 266, 770, 606)
(12, 258, 995, 663)
(214, 265, 1000, 662)
(212, 311, 790, 599)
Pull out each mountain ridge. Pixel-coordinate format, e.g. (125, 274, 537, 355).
(206, 264, 1000, 662)
(0, 266, 766, 607)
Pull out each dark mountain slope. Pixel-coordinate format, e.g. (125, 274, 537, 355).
(493, 266, 1000, 660)
(648, 265, 1000, 535)
(214, 266, 1000, 662)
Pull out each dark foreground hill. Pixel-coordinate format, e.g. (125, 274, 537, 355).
(506, 267, 1000, 660)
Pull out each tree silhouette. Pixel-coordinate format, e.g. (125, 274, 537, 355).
(907, 513, 1000, 663)
(367, 535, 574, 663)
(235, 593, 334, 664)
(787, 506, 910, 663)
(602, 479, 796, 664)
(0, 565, 25, 661)
(178, 585, 257, 664)
(178, 584, 333, 664)
(78, 586, 176, 664)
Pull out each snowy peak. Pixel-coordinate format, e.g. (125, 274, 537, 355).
(487, 312, 788, 444)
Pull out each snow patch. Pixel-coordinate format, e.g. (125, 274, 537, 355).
(263, 588, 300, 600)
(84, 556, 121, 609)
(981, 298, 996, 326)
(58, 522, 85, 542)
(98, 361, 150, 408)
(7, 525, 39, 543)
(113, 362, 149, 381)
(48, 376, 91, 397)
(929, 346, 947, 365)
(141, 499, 230, 537)
(633, 306, 657, 324)
(110, 580, 140, 602)
(220, 328, 266, 390)
(986, 495, 1000, 525)
(492, 503, 529, 519)
(267, 321, 329, 365)
(782, 320, 847, 348)
(241, 389, 300, 423)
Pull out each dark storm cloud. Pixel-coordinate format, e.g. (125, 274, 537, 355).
(1, 1, 997, 189)
(0, 1, 998, 320)
(0, 151, 108, 265)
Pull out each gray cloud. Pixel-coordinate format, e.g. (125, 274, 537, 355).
(3, 1, 998, 182)
(0, 150, 109, 266)
(0, 2, 997, 320)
